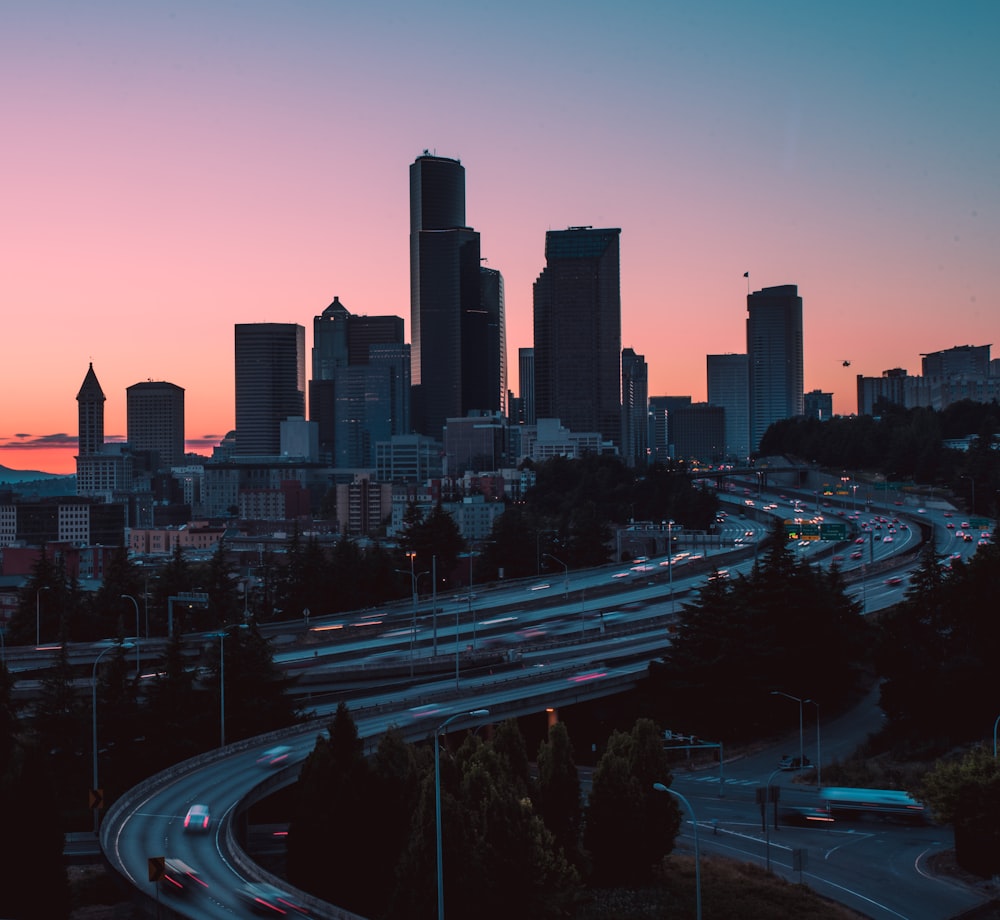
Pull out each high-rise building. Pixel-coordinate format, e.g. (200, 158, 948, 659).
(533, 227, 622, 446)
(409, 153, 505, 439)
(234, 323, 305, 457)
(518, 347, 535, 425)
(621, 348, 648, 468)
(309, 296, 409, 466)
(77, 362, 105, 458)
(648, 395, 691, 464)
(746, 284, 804, 451)
(804, 389, 834, 421)
(127, 381, 185, 469)
(706, 354, 749, 463)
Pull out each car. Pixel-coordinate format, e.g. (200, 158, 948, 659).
(850, 551, 863, 559)
(885, 576, 903, 587)
(234, 881, 310, 915)
(882, 535, 893, 543)
(832, 555, 844, 562)
(961, 522, 971, 529)
(257, 745, 293, 767)
(159, 858, 209, 895)
(183, 803, 211, 833)
(946, 522, 955, 529)
(778, 754, 812, 771)
(855, 537, 865, 545)
(943, 511, 953, 518)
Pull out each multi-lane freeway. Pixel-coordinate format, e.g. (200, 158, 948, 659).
(30, 481, 996, 917)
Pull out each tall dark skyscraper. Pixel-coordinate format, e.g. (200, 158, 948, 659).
(127, 380, 185, 469)
(746, 284, 804, 451)
(706, 353, 749, 462)
(533, 227, 622, 446)
(234, 323, 305, 456)
(621, 347, 648, 468)
(76, 362, 105, 458)
(310, 296, 409, 467)
(409, 152, 504, 438)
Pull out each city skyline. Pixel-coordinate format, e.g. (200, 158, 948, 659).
(3, 2, 998, 475)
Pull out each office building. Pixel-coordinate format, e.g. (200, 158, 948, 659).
(309, 296, 409, 466)
(671, 404, 725, 465)
(746, 284, 804, 451)
(804, 389, 834, 421)
(234, 323, 305, 457)
(706, 354, 749, 463)
(921, 344, 991, 379)
(648, 395, 691, 464)
(621, 348, 648, 468)
(533, 227, 622, 447)
(126, 380, 185, 469)
(409, 153, 505, 438)
(77, 362, 105, 458)
(518, 347, 535, 425)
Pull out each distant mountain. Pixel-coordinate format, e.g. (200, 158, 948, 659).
(0, 464, 74, 484)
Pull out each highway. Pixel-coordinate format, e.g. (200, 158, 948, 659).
(62, 483, 997, 917)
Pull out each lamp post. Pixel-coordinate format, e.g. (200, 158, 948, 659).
(214, 624, 248, 747)
(805, 698, 821, 785)
(653, 783, 701, 920)
(771, 690, 805, 773)
(35, 585, 50, 646)
(435, 709, 490, 920)
(458, 551, 480, 651)
(763, 766, 783, 871)
(92, 641, 133, 834)
(397, 553, 421, 677)
(543, 552, 569, 598)
(120, 595, 141, 673)
(666, 520, 675, 614)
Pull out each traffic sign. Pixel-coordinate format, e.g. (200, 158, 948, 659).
(148, 856, 165, 882)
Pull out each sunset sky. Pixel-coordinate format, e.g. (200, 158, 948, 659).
(3, 1, 997, 475)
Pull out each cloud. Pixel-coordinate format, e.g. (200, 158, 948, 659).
(0, 433, 77, 450)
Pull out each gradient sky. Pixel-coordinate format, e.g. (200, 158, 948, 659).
(3, 1, 998, 475)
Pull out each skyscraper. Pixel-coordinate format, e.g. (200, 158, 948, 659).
(77, 362, 105, 458)
(746, 284, 804, 452)
(310, 296, 409, 466)
(518, 347, 535, 425)
(706, 353, 749, 463)
(234, 323, 305, 457)
(621, 348, 648, 468)
(409, 152, 504, 438)
(127, 380, 185, 469)
(533, 227, 622, 446)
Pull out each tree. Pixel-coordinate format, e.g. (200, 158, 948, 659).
(583, 718, 679, 887)
(536, 720, 583, 865)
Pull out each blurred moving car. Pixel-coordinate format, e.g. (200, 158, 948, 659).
(778, 754, 812, 771)
(257, 745, 293, 767)
(160, 858, 209, 894)
(234, 881, 311, 915)
(183, 803, 211, 832)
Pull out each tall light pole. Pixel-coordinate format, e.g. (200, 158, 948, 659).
(653, 783, 701, 920)
(771, 690, 804, 771)
(458, 551, 480, 651)
(214, 624, 248, 747)
(667, 520, 675, 614)
(805, 698, 821, 786)
(436, 709, 490, 920)
(35, 585, 50, 646)
(396, 554, 424, 678)
(120, 595, 141, 673)
(543, 552, 569, 598)
(92, 641, 133, 834)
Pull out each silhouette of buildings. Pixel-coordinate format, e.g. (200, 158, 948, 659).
(747, 284, 804, 451)
(533, 227, 622, 448)
(707, 353, 749, 463)
(621, 348, 648, 468)
(234, 323, 305, 457)
(409, 153, 506, 439)
(309, 296, 409, 467)
(126, 380, 185, 470)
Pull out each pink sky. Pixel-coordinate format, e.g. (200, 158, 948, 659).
(2, 2, 997, 476)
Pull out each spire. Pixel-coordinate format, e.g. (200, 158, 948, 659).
(321, 296, 350, 318)
(76, 362, 106, 402)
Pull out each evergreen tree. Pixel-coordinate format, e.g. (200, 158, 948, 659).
(536, 720, 583, 865)
(583, 718, 679, 887)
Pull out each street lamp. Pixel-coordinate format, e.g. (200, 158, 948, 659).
(457, 551, 480, 651)
(805, 698, 821, 786)
(666, 520, 675, 614)
(35, 585, 50, 646)
(543, 552, 569, 598)
(397, 553, 422, 677)
(213, 624, 248, 747)
(653, 782, 701, 920)
(92, 641, 133, 834)
(771, 690, 805, 774)
(120, 595, 141, 673)
(435, 708, 490, 920)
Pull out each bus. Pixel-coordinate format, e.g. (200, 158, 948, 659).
(818, 787, 927, 822)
